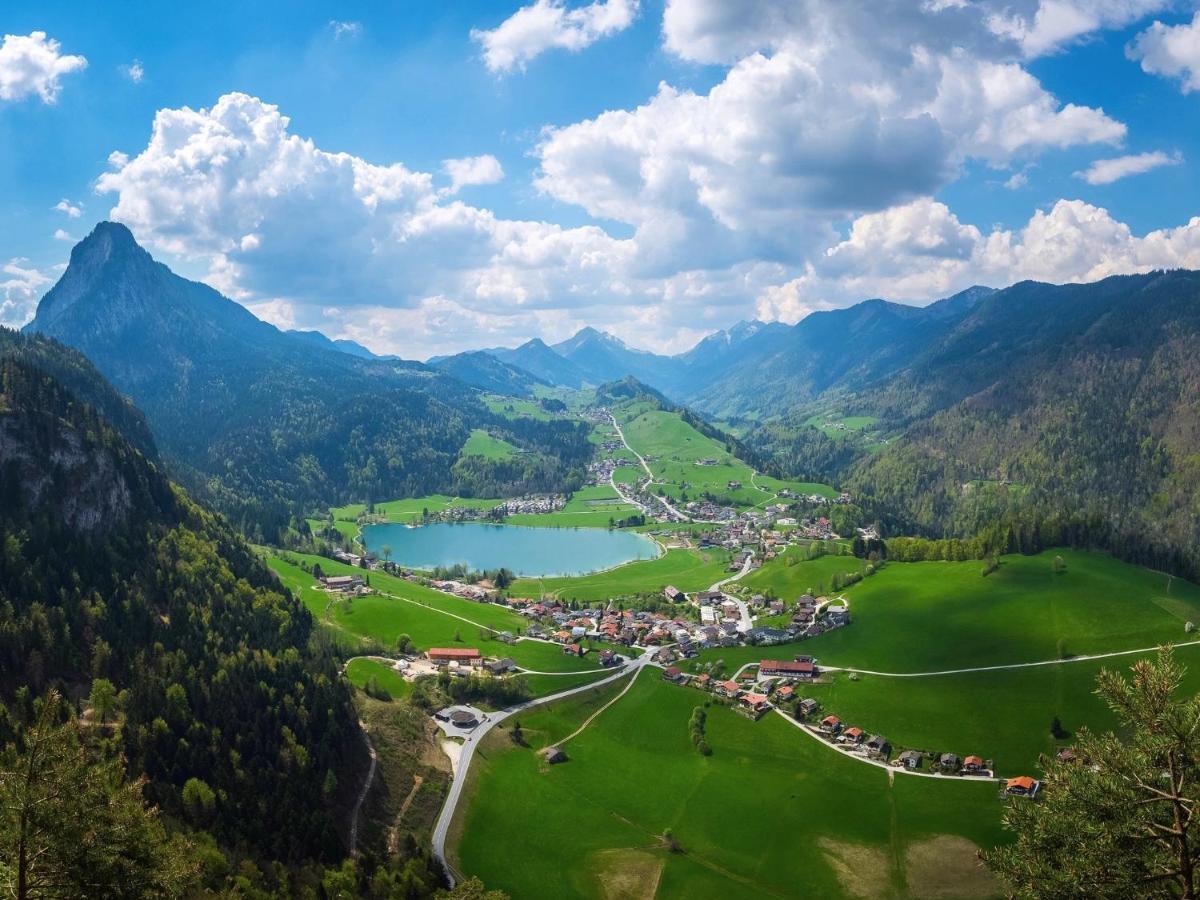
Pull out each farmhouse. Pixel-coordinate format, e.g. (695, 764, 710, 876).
(759, 659, 817, 679)
(1005, 776, 1040, 797)
(427, 648, 482, 665)
(663, 585, 686, 603)
(939, 753, 962, 771)
(662, 666, 684, 683)
(841, 726, 864, 745)
(797, 698, 820, 717)
(897, 750, 923, 770)
(484, 658, 516, 675)
(562, 643, 586, 657)
(819, 715, 842, 734)
(963, 755, 986, 773)
(321, 574, 364, 591)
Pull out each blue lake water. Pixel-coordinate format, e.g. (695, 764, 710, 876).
(360, 522, 661, 577)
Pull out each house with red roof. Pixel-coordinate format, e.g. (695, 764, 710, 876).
(1005, 776, 1040, 797)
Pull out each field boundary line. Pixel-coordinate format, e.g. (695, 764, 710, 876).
(825, 639, 1200, 679)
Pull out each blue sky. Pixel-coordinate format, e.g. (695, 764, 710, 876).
(2, 1, 1198, 357)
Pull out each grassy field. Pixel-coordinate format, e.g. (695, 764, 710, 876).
(460, 429, 520, 460)
(737, 547, 868, 598)
(510, 547, 732, 602)
(269, 550, 634, 683)
(452, 674, 1007, 899)
(799, 548, 1200, 673)
(345, 658, 412, 699)
(802, 642, 1200, 775)
(316, 495, 508, 539)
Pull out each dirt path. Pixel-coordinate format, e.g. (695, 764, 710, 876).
(387, 775, 426, 854)
(554, 666, 644, 747)
(349, 720, 377, 856)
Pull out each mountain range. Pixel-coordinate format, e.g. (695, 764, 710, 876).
(432, 286, 995, 420)
(24, 222, 590, 538)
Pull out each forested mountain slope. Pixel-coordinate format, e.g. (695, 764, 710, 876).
(847, 270, 1200, 577)
(0, 334, 363, 864)
(25, 223, 590, 538)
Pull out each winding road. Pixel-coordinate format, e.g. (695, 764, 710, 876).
(430, 652, 657, 886)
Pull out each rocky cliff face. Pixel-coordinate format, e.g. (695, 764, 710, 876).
(0, 413, 134, 533)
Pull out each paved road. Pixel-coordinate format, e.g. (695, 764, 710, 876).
(430, 652, 656, 886)
(707, 553, 756, 632)
(609, 414, 692, 522)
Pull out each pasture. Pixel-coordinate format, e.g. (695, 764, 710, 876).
(459, 429, 519, 460)
(452, 675, 1006, 899)
(509, 547, 732, 602)
(799, 548, 1200, 672)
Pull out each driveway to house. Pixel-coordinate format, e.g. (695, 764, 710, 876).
(707, 554, 756, 632)
(430, 652, 658, 886)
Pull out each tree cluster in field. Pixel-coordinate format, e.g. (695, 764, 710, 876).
(689, 706, 712, 756)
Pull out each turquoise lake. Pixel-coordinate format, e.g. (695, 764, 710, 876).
(360, 522, 661, 577)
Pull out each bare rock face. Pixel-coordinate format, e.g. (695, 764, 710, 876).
(0, 413, 133, 534)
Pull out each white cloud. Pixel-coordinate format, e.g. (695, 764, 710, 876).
(53, 229, 73, 242)
(756, 197, 1200, 322)
(54, 199, 82, 218)
(1128, 12, 1200, 93)
(329, 20, 363, 40)
(472, 0, 639, 73)
(988, 0, 1171, 57)
(442, 154, 505, 195)
(1074, 150, 1182, 184)
(95, 93, 659, 355)
(1004, 171, 1030, 189)
(0, 31, 87, 103)
(120, 59, 144, 83)
(535, 34, 1123, 274)
(0, 259, 54, 327)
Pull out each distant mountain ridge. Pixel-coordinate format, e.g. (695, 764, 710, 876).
(25, 222, 590, 537)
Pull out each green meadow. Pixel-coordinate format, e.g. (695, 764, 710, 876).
(736, 546, 868, 598)
(803, 642, 1200, 776)
(800, 548, 1200, 672)
(459, 429, 520, 460)
(452, 674, 1006, 899)
(509, 547, 732, 602)
(345, 658, 412, 699)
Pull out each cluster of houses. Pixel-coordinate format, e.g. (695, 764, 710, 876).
(498, 495, 566, 515)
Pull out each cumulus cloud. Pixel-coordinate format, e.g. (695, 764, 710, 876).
(94, 93, 662, 354)
(120, 59, 144, 83)
(1128, 12, 1200, 93)
(1074, 150, 1182, 184)
(472, 0, 639, 73)
(442, 154, 505, 195)
(756, 198, 1200, 322)
(54, 199, 82, 218)
(988, 0, 1171, 57)
(0, 31, 87, 103)
(0, 259, 54, 327)
(536, 25, 1123, 274)
(53, 229, 73, 242)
